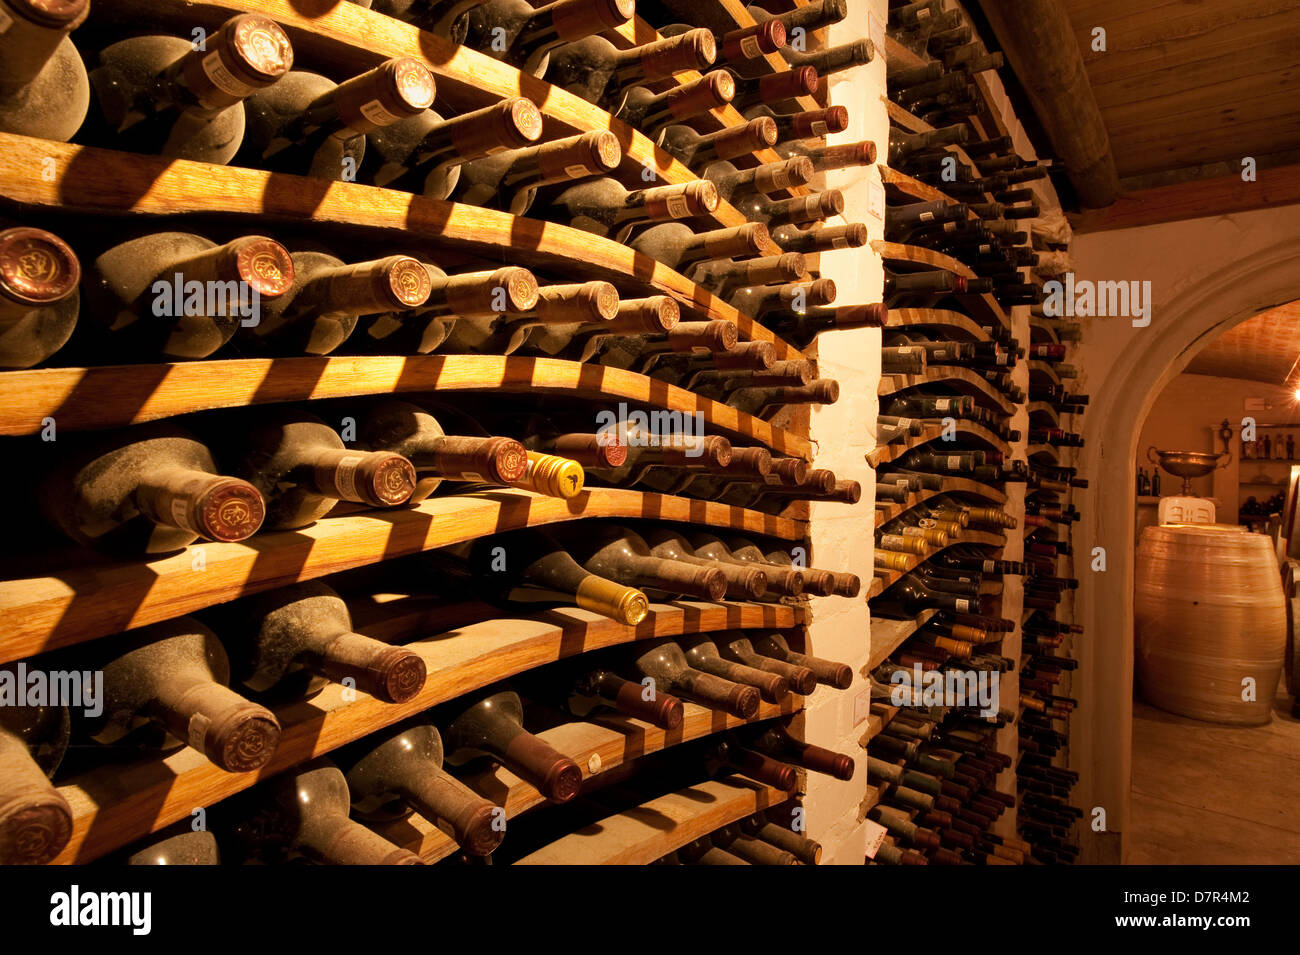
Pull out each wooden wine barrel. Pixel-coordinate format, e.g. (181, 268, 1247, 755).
(1135, 524, 1285, 725)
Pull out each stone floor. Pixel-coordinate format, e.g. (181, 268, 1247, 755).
(1127, 684, 1300, 864)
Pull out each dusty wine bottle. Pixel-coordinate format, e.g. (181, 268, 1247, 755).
(558, 524, 729, 600)
(85, 15, 293, 163)
(680, 636, 789, 702)
(206, 580, 428, 703)
(454, 129, 623, 215)
(39, 422, 266, 553)
(629, 639, 760, 718)
(83, 231, 295, 361)
(365, 97, 544, 198)
(371, 0, 489, 44)
(81, 617, 281, 772)
(441, 687, 583, 802)
(0, 0, 89, 141)
(617, 70, 735, 137)
(338, 717, 503, 855)
(0, 689, 72, 865)
(545, 29, 716, 112)
(240, 57, 436, 178)
(220, 407, 417, 528)
(637, 527, 768, 600)
(0, 224, 80, 369)
(463, 0, 635, 76)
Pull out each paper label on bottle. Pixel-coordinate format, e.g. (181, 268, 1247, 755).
(740, 36, 761, 59)
(564, 163, 593, 179)
(832, 236, 848, 248)
(202, 50, 256, 98)
(770, 168, 790, 189)
(956, 598, 973, 613)
(332, 454, 364, 499)
(811, 121, 828, 137)
(863, 819, 888, 859)
(171, 494, 197, 534)
(359, 98, 402, 127)
(947, 455, 961, 469)
(919, 211, 935, 222)
(935, 398, 954, 410)
(664, 193, 690, 218)
(983, 560, 996, 573)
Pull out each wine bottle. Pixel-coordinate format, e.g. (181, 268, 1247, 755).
(0, 223, 81, 369)
(219, 407, 417, 528)
(714, 632, 815, 693)
(630, 221, 771, 272)
(729, 278, 837, 319)
(233, 759, 423, 864)
(705, 737, 798, 789)
(775, 139, 876, 173)
(470, 526, 649, 624)
(240, 57, 436, 178)
(441, 687, 583, 802)
(242, 251, 433, 355)
(683, 533, 802, 596)
(0, 0, 89, 141)
(732, 190, 845, 229)
(637, 526, 769, 599)
(750, 631, 853, 688)
(206, 580, 427, 703)
(372, 0, 490, 43)
(743, 104, 849, 143)
(337, 717, 503, 856)
(560, 665, 686, 729)
(83, 231, 295, 361)
(126, 830, 220, 865)
(538, 177, 719, 238)
(710, 825, 798, 864)
(766, 303, 888, 347)
(783, 39, 873, 76)
(749, 724, 855, 779)
(616, 70, 735, 138)
(558, 524, 728, 600)
(692, 252, 807, 299)
(39, 422, 265, 553)
(463, 0, 635, 76)
(354, 399, 530, 501)
(438, 279, 620, 354)
(0, 688, 72, 865)
(887, 125, 968, 166)
(658, 117, 778, 170)
(729, 67, 820, 111)
(629, 639, 760, 718)
(352, 262, 537, 355)
(454, 130, 623, 215)
(739, 812, 821, 865)
(365, 97, 544, 198)
(81, 617, 281, 772)
(760, 546, 860, 597)
(85, 15, 293, 163)
(680, 635, 790, 702)
(702, 156, 815, 204)
(544, 29, 716, 112)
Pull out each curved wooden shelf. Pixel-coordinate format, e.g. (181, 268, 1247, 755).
(0, 134, 807, 362)
(888, 307, 986, 339)
(513, 776, 790, 864)
(1027, 360, 1062, 386)
(884, 101, 989, 198)
(1026, 401, 1061, 426)
(867, 609, 937, 671)
(881, 165, 961, 206)
(50, 599, 806, 864)
(1027, 443, 1060, 461)
(380, 695, 801, 863)
(0, 354, 809, 456)
(873, 477, 1008, 528)
(878, 366, 1016, 416)
(0, 488, 803, 666)
(110, 0, 786, 251)
(867, 420, 1010, 468)
(872, 529, 1007, 591)
(1029, 321, 1061, 345)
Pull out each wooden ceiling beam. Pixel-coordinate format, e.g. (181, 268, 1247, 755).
(1069, 163, 1300, 233)
(977, 0, 1120, 208)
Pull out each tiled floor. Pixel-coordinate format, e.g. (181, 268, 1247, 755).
(1127, 684, 1300, 864)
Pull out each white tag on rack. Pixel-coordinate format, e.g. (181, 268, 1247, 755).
(853, 687, 870, 725)
(868, 175, 885, 221)
(863, 819, 888, 859)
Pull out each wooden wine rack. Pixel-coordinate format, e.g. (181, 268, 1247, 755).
(0, 0, 884, 866)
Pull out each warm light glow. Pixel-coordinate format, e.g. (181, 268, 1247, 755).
(1292, 388, 1300, 401)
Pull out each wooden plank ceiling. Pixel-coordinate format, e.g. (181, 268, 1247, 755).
(1185, 301, 1300, 384)
(1054, 0, 1300, 228)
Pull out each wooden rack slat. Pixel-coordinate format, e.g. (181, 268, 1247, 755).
(0, 353, 810, 453)
(874, 529, 1007, 591)
(0, 489, 803, 665)
(866, 419, 1011, 468)
(512, 776, 791, 864)
(889, 307, 986, 338)
(51, 599, 805, 864)
(0, 134, 808, 362)
(867, 609, 937, 672)
(379, 696, 801, 863)
(874, 241, 1010, 331)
